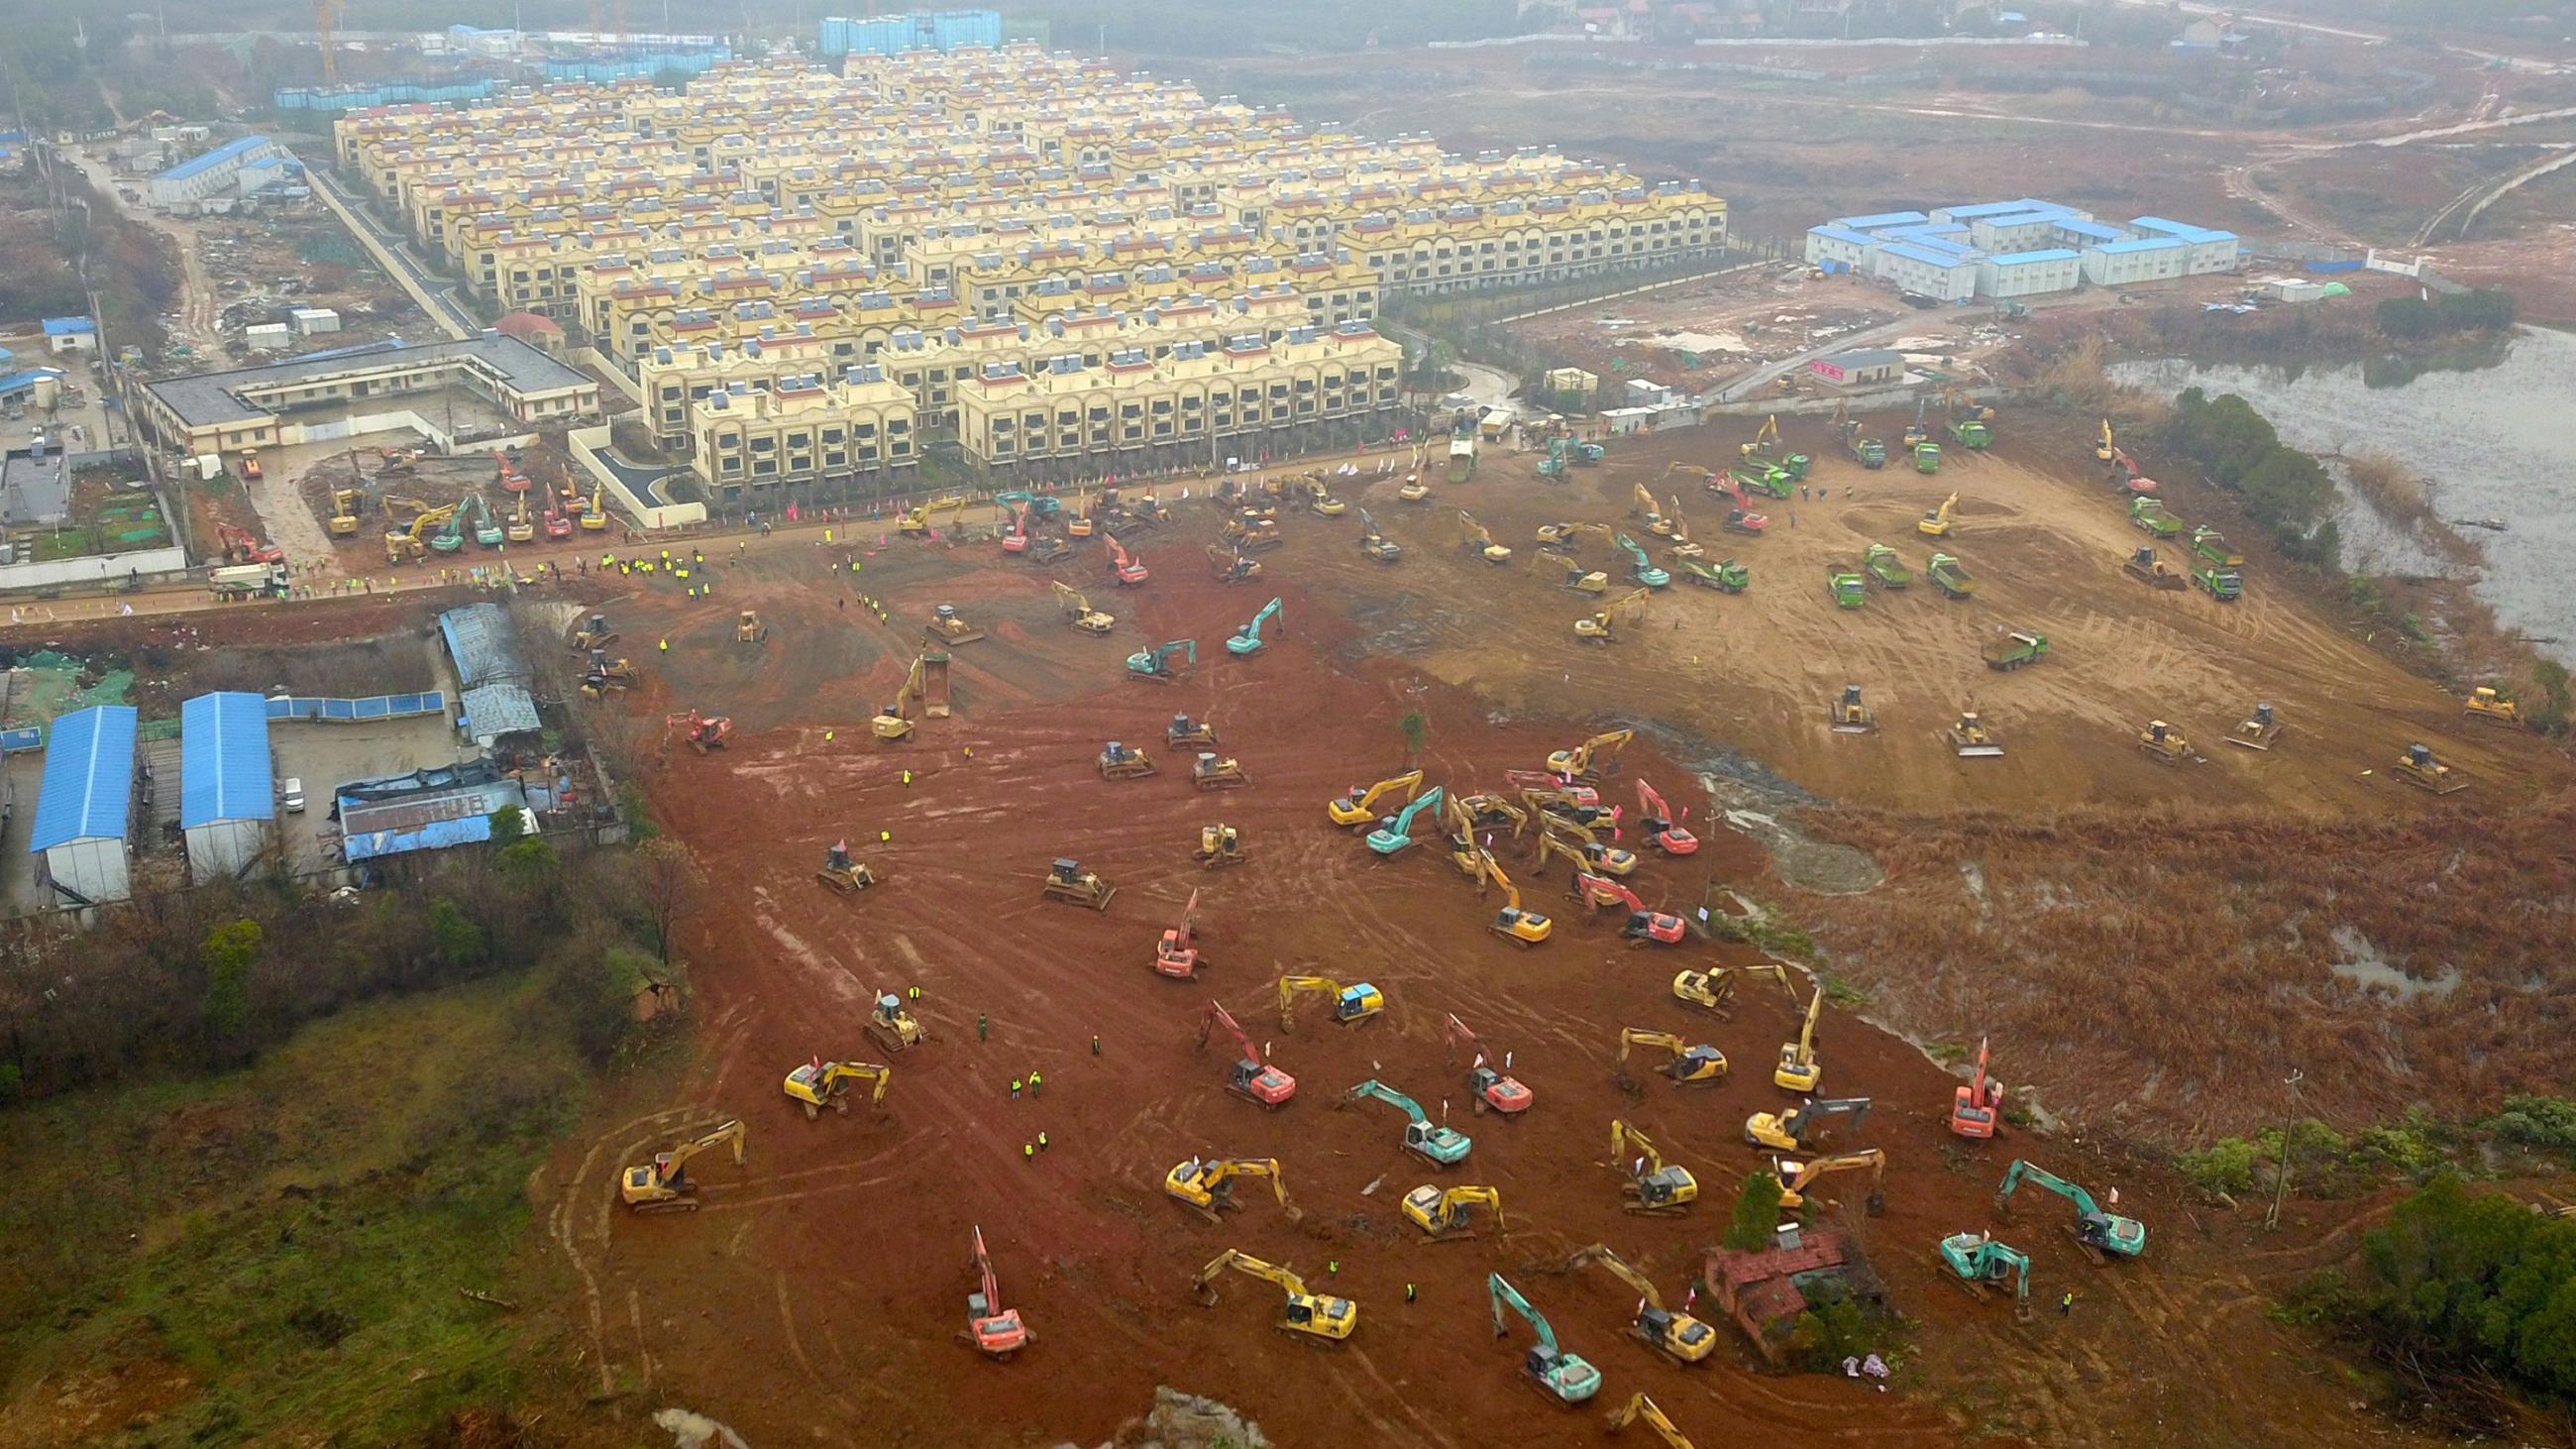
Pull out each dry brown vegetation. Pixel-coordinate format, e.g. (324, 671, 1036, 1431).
(2344, 449, 2480, 567)
(1792, 794, 2576, 1143)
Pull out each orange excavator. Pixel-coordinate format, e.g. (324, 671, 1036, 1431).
(666, 709, 733, 754)
(1108, 533, 1149, 587)
(1444, 1012, 1534, 1116)
(1155, 889, 1204, 980)
(1571, 872, 1686, 945)
(962, 1225, 1033, 1359)
(1635, 779, 1698, 856)
(1951, 1037, 2004, 1140)
(1198, 999, 1297, 1108)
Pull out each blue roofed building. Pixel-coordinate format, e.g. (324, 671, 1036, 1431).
(2127, 217, 2243, 276)
(1870, 241, 1981, 302)
(149, 136, 290, 211)
(42, 316, 97, 356)
(337, 761, 535, 865)
(1980, 248, 2084, 298)
(180, 692, 275, 880)
(29, 705, 138, 905)
(1806, 196, 2236, 302)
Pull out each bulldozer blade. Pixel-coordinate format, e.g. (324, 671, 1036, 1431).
(2224, 736, 2274, 751)
(1831, 723, 1875, 735)
(1954, 745, 2004, 757)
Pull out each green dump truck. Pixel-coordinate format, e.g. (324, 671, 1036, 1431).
(1676, 557, 1750, 593)
(1826, 561, 1868, 610)
(2129, 495, 2184, 538)
(1927, 552, 1976, 600)
(1982, 630, 2049, 671)
(1863, 543, 1912, 589)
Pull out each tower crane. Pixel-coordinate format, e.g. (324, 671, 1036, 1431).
(963, 1226, 1034, 1358)
(1489, 1274, 1603, 1404)
(1194, 1250, 1358, 1341)
(1196, 1000, 1296, 1108)
(316, 0, 347, 86)
(620, 1119, 746, 1213)
(1443, 1013, 1533, 1115)
(1561, 1243, 1721, 1364)
(1609, 1120, 1697, 1216)
(1995, 1159, 2148, 1262)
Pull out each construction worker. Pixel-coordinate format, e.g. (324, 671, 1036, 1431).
(1011, 1077, 1022, 1100)
(1090, 1034, 1101, 1057)
(1326, 1259, 1339, 1276)
(978, 1013, 989, 1041)
(1405, 1282, 1416, 1304)
(1037, 1131, 1048, 1153)
(2059, 1290, 2076, 1317)
(901, 769, 912, 787)
(1023, 1142, 1033, 1161)
(907, 984, 921, 1002)
(1028, 1070, 1042, 1098)
(658, 637, 669, 653)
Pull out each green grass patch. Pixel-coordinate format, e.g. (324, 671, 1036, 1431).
(0, 970, 586, 1444)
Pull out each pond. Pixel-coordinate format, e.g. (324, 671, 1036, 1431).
(2114, 326, 2576, 663)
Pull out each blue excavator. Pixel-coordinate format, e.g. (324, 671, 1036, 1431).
(1227, 598, 1283, 656)
(1995, 1160, 2148, 1262)
(1340, 1079, 1472, 1166)
(1127, 637, 1195, 684)
(1489, 1273, 1602, 1405)
(1366, 785, 1446, 856)
(1613, 531, 1669, 589)
(1937, 1232, 2033, 1321)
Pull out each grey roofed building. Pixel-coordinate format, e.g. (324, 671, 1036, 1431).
(134, 335, 599, 455)
(0, 448, 72, 527)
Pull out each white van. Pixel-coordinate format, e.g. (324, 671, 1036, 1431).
(280, 778, 305, 814)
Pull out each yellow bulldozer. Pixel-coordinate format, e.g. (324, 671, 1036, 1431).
(1042, 857, 1117, 910)
(2463, 686, 2522, 728)
(816, 839, 880, 893)
(1195, 823, 1246, 870)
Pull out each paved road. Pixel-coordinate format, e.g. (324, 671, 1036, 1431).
(300, 164, 478, 340)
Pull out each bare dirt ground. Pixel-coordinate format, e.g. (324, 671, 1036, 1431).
(541, 429, 2545, 1445)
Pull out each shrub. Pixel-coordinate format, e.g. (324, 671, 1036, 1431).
(1725, 1171, 1785, 1250)
(2178, 1138, 2257, 1196)
(2357, 1174, 2576, 1402)
(2350, 1109, 2450, 1183)
(428, 898, 487, 970)
(2488, 1096, 2576, 1152)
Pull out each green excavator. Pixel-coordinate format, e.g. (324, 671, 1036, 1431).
(1936, 1232, 2033, 1321)
(1995, 1159, 2148, 1262)
(1489, 1273, 1603, 1404)
(1341, 1079, 1473, 1166)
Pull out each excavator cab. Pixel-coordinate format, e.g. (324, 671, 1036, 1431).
(1746, 1095, 1874, 1153)
(1041, 857, 1117, 910)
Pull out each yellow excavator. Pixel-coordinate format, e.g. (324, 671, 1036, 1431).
(620, 1119, 746, 1213)
(1277, 975, 1385, 1031)
(1444, 796, 1486, 879)
(1917, 492, 1958, 537)
(1573, 588, 1649, 644)
(1562, 1244, 1720, 1364)
(1163, 1157, 1304, 1225)
(1670, 962, 1795, 1020)
(1531, 814, 1638, 878)
(1052, 580, 1115, 634)
(1632, 481, 1666, 529)
(505, 491, 535, 543)
(578, 482, 607, 531)
(1402, 1184, 1504, 1240)
(1662, 495, 1706, 559)
(1458, 508, 1512, 564)
(384, 502, 456, 564)
(1193, 1249, 1357, 1341)
(1547, 728, 1634, 781)
(1616, 1029, 1728, 1090)
(1746, 1095, 1875, 1153)
(1478, 851, 1553, 946)
(328, 489, 363, 536)
(1775, 987, 1825, 1091)
(1605, 1392, 1694, 1448)
(1773, 1148, 1887, 1215)
(1327, 769, 1423, 828)
(1610, 1120, 1697, 1216)
(782, 1058, 891, 1119)
(874, 653, 927, 741)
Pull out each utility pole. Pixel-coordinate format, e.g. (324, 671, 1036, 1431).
(2266, 1067, 2304, 1230)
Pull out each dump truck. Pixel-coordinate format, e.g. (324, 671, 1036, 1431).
(1913, 441, 1942, 475)
(1927, 553, 1976, 600)
(1863, 543, 1911, 589)
(2193, 563, 2242, 601)
(2191, 526, 2243, 568)
(2129, 496, 2184, 537)
(1675, 557, 1749, 593)
(1729, 460, 1794, 501)
(1982, 630, 2049, 672)
(1825, 562, 1867, 610)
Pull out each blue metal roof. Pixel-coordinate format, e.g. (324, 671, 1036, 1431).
(180, 692, 273, 828)
(1808, 224, 1877, 246)
(2056, 219, 2127, 240)
(437, 604, 529, 690)
(1878, 242, 1979, 270)
(40, 317, 94, 337)
(1942, 199, 2061, 220)
(29, 706, 136, 851)
(156, 136, 273, 183)
(1980, 211, 2064, 230)
(2129, 217, 2235, 244)
(2094, 236, 2189, 255)
(1990, 248, 2081, 265)
(1834, 211, 1927, 230)
(0, 369, 67, 399)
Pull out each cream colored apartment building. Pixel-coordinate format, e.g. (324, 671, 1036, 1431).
(687, 365, 918, 501)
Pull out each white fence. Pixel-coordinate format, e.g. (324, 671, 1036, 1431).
(565, 423, 707, 530)
(0, 543, 189, 592)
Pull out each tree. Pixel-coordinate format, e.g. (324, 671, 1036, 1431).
(198, 919, 263, 1050)
(1724, 1170, 1785, 1250)
(2528, 661, 2570, 737)
(637, 836, 698, 966)
(1399, 710, 1428, 767)
(486, 806, 526, 846)
(427, 898, 486, 969)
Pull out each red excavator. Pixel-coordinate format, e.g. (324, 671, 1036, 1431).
(1503, 768, 1600, 808)
(217, 524, 284, 565)
(1570, 872, 1686, 945)
(1951, 1036, 2004, 1140)
(1002, 502, 1030, 555)
(1720, 475, 1769, 534)
(1444, 1012, 1534, 1115)
(666, 709, 733, 754)
(963, 1225, 1032, 1359)
(1108, 534, 1149, 587)
(1635, 779, 1698, 856)
(1197, 999, 1297, 1108)
(1155, 889, 1204, 979)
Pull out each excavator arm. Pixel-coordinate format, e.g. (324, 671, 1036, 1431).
(1605, 1393, 1693, 1447)
(1564, 1243, 1665, 1311)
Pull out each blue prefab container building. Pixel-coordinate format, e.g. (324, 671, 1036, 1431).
(29, 705, 138, 905)
(180, 692, 275, 880)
